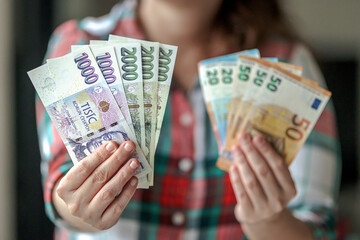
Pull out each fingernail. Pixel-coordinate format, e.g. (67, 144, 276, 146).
(124, 142, 133, 152)
(232, 146, 245, 164)
(130, 178, 138, 186)
(130, 160, 138, 169)
(257, 136, 265, 144)
(106, 142, 116, 152)
(240, 133, 250, 143)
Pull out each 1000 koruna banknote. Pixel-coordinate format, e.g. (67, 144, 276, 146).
(28, 46, 151, 179)
(71, 44, 134, 134)
(91, 39, 155, 188)
(92, 38, 177, 150)
(90, 40, 147, 160)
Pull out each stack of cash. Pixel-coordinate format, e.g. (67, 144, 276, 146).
(28, 35, 178, 189)
(198, 50, 331, 171)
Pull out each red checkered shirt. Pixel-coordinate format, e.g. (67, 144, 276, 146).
(36, 0, 341, 239)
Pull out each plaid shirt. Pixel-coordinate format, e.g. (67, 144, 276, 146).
(36, 0, 341, 239)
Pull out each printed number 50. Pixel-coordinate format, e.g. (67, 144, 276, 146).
(285, 114, 310, 141)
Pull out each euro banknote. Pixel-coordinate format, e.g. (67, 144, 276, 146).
(223, 56, 305, 162)
(198, 52, 331, 172)
(217, 64, 331, 170)
(198, 50, 260, 150)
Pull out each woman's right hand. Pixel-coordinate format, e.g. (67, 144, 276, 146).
(53, 141, 140, 231)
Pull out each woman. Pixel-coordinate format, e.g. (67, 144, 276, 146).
(37, 0, 341, 239)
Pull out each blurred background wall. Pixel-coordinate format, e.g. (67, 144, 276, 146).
(15, 0, 54, 239)
(0, 0, 15, 239)
(285, 1, 360, 59)
(11, 0, 360, 239)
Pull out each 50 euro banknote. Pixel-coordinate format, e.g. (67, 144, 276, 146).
(226, 57, 287, 134)
(225, 56, 304, 152)
(221, 56, 308, 156)
(217, 63, 331, 171)
(28, 46, 151, 179)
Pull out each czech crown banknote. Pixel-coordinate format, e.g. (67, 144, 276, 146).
(28, 37, 178, 188)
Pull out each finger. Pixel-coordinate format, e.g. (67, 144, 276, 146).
(229, 165, 253, 210)
(89, 158, 140, 215)
(79, 141, 136, 202)
(252, 135, 296, 198)
(238, 133, 281, 202)
(238, 133, 269, 167)
(232, 145, 267, 209)
(60, 141, 118, 191)
(98, 176, 138, 230)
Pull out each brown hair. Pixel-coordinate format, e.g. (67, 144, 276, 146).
(215, 0, 298, 49)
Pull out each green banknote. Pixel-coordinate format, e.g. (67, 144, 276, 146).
(109, 35, 160, 187)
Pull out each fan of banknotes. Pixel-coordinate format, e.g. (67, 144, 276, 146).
(28, 35, 178, 189)
(198, 50, 331, 171)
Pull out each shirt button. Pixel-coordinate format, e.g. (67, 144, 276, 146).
(180, 113, 192, 127)
(178, 158, 193, 172)
(172, 211, 185, 226)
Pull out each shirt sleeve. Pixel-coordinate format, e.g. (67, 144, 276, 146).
(36, 19, 90, 228)
(287, 43, 341, 240)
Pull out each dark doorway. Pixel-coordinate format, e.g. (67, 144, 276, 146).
(15, 0, 55, 239)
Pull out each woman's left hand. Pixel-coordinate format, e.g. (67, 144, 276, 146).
(229, 132, 297, 225)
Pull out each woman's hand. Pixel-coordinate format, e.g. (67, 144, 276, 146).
(53, 141, 140, 231)
(229, 132, 297, 226)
